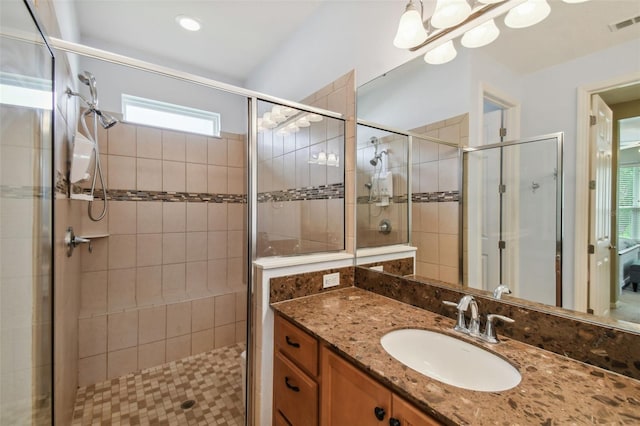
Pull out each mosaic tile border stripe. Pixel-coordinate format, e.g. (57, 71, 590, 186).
(357, 195, 408, 204)
(412, 191, 459, 203)
(258, 183, 344, 202)
(73, 188, 248, 203)
(0, 185, 53, 200)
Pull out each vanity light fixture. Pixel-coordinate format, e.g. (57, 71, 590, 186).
(308, 151, 340, 167)
(561, 0, 590, 3)
(461, 18, 500, 48)
(504, 0, 551, 29)
(431, 0, 472, 29)
(257, 104, 324, 134)
(393, 0, 429, 48)
(424, 40, 458, 64)
(175, 15, 202, 32)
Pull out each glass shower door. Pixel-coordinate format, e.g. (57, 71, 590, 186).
(1, 0, 54, 424)
(464, 134, 562, 306)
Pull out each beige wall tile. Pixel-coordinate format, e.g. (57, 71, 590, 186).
(186, 232, 207, 262)
(138, 340, 165, 371)
(166, 301, 191, 338)
(439, 265, 459, 284)
(207, 259, 227, 294)
(207, 203, 227, 231)
(108, 201, 137, 235)
(162, 161, 186, 192)
(137, 201, 162, 234)
(137, 126, 162, 159)
(166, 334, 191, 362)
(186, 134, 208, 164)
(207, 165, 227, 194)
(235, 290, 247, 321)
(186, 203, 207, 232)
(107, 310, 138, 351)
(108, 268, 136, 311)
(186, 261, 208, 296)
(162, 263, 186, 301)
(107, 347, 138, 379)
(108, 123, 136, 157)
(136, 266, 162, 305)
(81, 235, 108, 272)
(191, 297, 214, 332)
(138, 306, 166, 344)
(186, 163, 207, 193)
(419, 139, 440, 163)
(191, 329, 214, 355)
(137, 234, 162, 267)
(227, 204, 244, 231)
(418, 232, 439, 264)
(416, 261, 439, 280)
(108, 155, 136, 190)
(137, 158, 162, 191)
(163, 202, 186, 233)
(214, 293, 235, 327)
(420, 203, 439, 234)
(208, 231, 227, 260)
(438, 157, 459, 192)
(78, 354, 106, 387)
(80, 271, 107, 315)
(78, 316, 107, 358)
(439, 234, 458, 267)
(208, 137, 227, 166)
(439, 144, 459, 160)
(235, 321, 247, 344)
(228, 167, 245, 194)
(438, 202, 459, 235)
(227, 230, 243, 258)
(108, 234, 136, 269)
(162, 130, 186, 161)
(163, 233, 186, 264)
(227, 139, 244, 168)
(418, 162, 438, 194)
(227, 258, 244, 288)
(214, 323, 235, 349)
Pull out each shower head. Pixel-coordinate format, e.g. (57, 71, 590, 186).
(78, 71, 98, 105)
(369, 149, 388, 167)
(96, 110, 118, 129)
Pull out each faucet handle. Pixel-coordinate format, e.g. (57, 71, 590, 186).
(481, 314, 514, 343)
(443, 301, 468, 333)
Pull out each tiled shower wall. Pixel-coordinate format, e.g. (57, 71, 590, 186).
(410, 113, 467, 284)
(356, 132, 409, 247)
(76, 120, 247, 387)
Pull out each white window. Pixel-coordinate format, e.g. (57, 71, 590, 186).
(122, 94, 220, 137)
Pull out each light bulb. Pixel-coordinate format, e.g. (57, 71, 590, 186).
(461, 19, 500, 48)
(431, 0, 472, 29)
(327, 153, 339, 167)
(317, 152, 327, 165)
(175, 15, 201, 32)
(504, 0, 551, 29)
(424, 40, 457, 65)
(393, 1, 428, 49)
(307, 113, 323, 122)
(296, 116, 311, 127)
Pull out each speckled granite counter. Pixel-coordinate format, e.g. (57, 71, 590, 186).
(271, 287, 640, 425)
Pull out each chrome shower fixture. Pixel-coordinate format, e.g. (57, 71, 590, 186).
(370, 149, 388, 167)
(78, 71, 98, 106)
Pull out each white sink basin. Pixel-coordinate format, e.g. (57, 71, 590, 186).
(380, 329, 521, 392)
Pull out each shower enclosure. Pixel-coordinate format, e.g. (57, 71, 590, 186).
(0, 0, 54, 423)
(463, 133, 563, 306)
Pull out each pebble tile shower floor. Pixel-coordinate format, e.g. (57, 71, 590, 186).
(72, 343, 245, 425)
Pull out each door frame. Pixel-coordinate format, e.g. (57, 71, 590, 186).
(574, 71, 640, 312)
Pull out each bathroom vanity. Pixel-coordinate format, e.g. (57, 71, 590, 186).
(271, 287, 640, 425)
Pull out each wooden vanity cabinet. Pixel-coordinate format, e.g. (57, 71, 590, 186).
(273, 314, 319, 425)
(273, 313, 441, 426)
(320, 347, 441, 426)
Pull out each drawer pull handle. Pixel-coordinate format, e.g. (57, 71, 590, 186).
(285, 336, 300, 348)
(374, 406, 386, 421)
(284, 376, 300, 392)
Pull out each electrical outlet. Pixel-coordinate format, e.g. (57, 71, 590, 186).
(371, 265, 383, 272)
(323, 272, 340, 288)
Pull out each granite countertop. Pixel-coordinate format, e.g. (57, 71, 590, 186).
(271, 287, 640, 425)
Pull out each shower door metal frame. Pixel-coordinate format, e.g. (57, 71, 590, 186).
(462, 132, 564, 306)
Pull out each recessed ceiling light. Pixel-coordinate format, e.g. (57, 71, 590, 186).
(176, 15, 201, 32)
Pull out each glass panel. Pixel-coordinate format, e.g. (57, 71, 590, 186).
(356, 124, 409, 249)
(256, 99, 345, 256)
(1, 0, 54, 424)
(464, 136, 560, 306)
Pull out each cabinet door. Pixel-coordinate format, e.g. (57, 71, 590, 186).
(320, 347, 392, 426)
(275, 314, 319, 377)
(274, 351, 318, 426)
(391, 394, 442, 426)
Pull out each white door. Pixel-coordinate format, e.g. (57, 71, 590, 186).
(588, 94, 613, 316)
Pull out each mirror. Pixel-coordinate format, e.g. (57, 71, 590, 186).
(355, 0, 640, 328)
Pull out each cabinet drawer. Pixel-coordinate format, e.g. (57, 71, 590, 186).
(274, 351, 318, 426)
(275, 314, 318, 377)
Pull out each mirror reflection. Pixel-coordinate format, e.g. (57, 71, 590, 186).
(356, 0, 640, 327)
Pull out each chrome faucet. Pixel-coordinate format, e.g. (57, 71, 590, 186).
(443, 295, 480, 336)
(493, 284, 511, 299)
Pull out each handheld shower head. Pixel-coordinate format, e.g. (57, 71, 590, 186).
(96, 110, 118, 129)
(78, 71, 98, 105)
(370, 156, 379, 166)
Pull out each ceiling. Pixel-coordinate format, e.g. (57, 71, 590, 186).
(70, 1, 639, 85)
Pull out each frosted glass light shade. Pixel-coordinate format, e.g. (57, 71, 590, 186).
(504, 0, 551, 29)
(393, 2, 428, 48)
(461, 19, 500, 48)
(431, 0, 472, 29)
(424, 40, 457, 64)
(562, 0, 589, 3)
